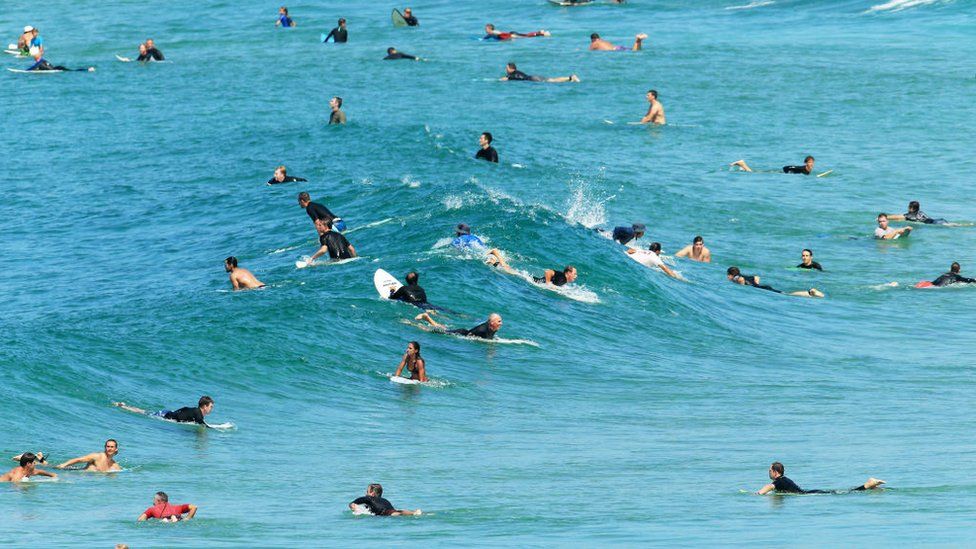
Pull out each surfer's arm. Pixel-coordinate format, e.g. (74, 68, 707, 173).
(185, 504, 198, 519)
(674, 245, 691, 258)
(394, 355, 407, 377)
(56, 454, 94, 469)
(113, 402, 147, 415)
(416, 358, 428, 382)
(310, 245, 329, 261)
(347, 244, 357, 258)
(639, 104, 659, 124)
(757, 483, 775, 495)
(33, 468, 57, 478)
(543, 270, 555, 284)
(730, 160, 753, 172)
(324, 30, 335, 42)
(659, 264, 679, 279)
(230, 274, 241, 291)
(886, 214, 906, 221)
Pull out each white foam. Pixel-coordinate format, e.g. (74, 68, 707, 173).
(867, 0, 945, 12)
(725, 0, 775, 10)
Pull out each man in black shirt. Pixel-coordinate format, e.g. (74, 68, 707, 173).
(415, 312, 503, 339)
(298, 192, 345, 232)
(730, 155, 816, 175)
(384, 47, 417, 60)
(268, 165, 307, 185)
(533, 266, 577, 287)
(500, 62, 578, 83)
(757, 462, 885, 495)
(349, 483, 421, 516)
(311, 218, 356, 261)
(797, 249, 823, 271)
(930, 262, 976, 287)
(113, 396, 215, 426)
(144, 39, 164, 60)
(475, 132, 498, 163)
(323, 18, 348, 42)
(390, 272, 429, 305)
(402, 8, 419, 26)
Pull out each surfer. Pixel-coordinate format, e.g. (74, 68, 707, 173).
(10, 452, 47, 465)
(55, 439, 122, 472)
(483, 24, 550, 41)
(402, 8, 419, 26)
(298, 192, 346, 232)
(485, 249, 515, 273)
(311, 218, 357, 261)
(874, 213, 912, 240)
(384, 47, 418, 60)
(533, 266, 577, 287)
(627, 243, 680, 279)
(928, 262, 976, 287)
(726, 267, 823, 297)
(612, 223, 646, 246)
(500, 62, 579, 83)
(329, 96, 346, 125)
(268, 165, 307, 185)
(0, 453, 57, 482)
(675, 236, 711, 263)
(25, 26, 43, 57)
(393, 342, 428, 382)
(349, 484, 422, 516)
(323, 18, 348, 43)
(416, 312, 503, 340)
(276, 7, 295, 27)
(589, 33, 647, 51)
(16, 26, 34, 54)
(113, 396, 215, 426)
(886, 201, 948, 225)
(389, 272, 429, 306)
(730, 156, 816, 175)
(225, 257, 265, 290)
(476, 132, 498, 163)
(143, 39, 164, 61)
(452, 224, 486, 249)
(26, 58, 94, 72)
(797, 249, 822, 271)
(639, 90, 666, 125)
(138, 492, 198, 522)
(758, 462, 885, 495)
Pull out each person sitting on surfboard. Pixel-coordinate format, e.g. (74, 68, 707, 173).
(55, 439, 122, 472)
(393, 341, 428, 382)
(589, 33, 647, 51)
(113, 396, 215, 426)
(401, 8, 418, 26)
(483, 24, 550, 41)
(639, 90, 666, 125)
(323, 18, 348, 43)
(267, 165, 307, 185)
(730, 156, 817, 175)
(143, 39, 164, 61)
(0, 453, 57, 483)
(925, 262, 976, 288)
(276, 7, 295, 28)
(533, 266, 577, 287)
(138, 491, 198, 522)
(349, 484, 421, 516)
(311, 218, 356, 261)
(389, 272, 429, 306)
(886, 201, 948, 225)
(758, 462, 885, 495)
(874, 213, 912, 240)
(501, 62, 578, 83)
(475, 132, 498, 163)
(225, 256, 265, 290)
(727, 267, 823, 297)
(383, 47, 417, 61)
(415, 312, 503, 340)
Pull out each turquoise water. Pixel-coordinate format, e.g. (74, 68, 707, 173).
(2, 0, 975, 545)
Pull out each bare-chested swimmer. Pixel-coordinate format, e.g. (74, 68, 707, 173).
(56, 439, 122, 472)
(589, 33, 646, 51)
(1, 453, 57, 482)
(675, 235, 711, 263)
(225, 256, 265, 290)
(639, 90, 665, 125)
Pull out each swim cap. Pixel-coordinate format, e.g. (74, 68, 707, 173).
(456, 223, 471, 235)
(632, 223, 646, 233)
(24, 26, 35, 33)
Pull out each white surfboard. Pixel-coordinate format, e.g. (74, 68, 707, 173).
(8, 68, 63, 73)
(116, 54, 132, 62)
(374, 269, 402, 299)
(390, 375, 421, 385)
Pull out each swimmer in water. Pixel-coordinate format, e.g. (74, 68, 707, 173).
(675, 235, 711, 263)
(928, 262, 976, 287)
(1, 453, 56, 482)
(389, 272, 430, 307)
(267, 165, 307, 185)
(475, 132, 499, 163)
(452, 223, 486, 249)
(138, 491, 198, 522)
(612, 223, 646, 246)
(726, 266, 823, 297)
(627, 242, 680, 279)
(483, 23, 550, 41)
(114, 396, 215, 426)
(143, 39, 164, 60)
(874, 213, 912, 240)
(276, 7, 295, 28)
(757, 462, 885, 495)
(349, 483, 422, 516)
(16, 26, 34, 55)
(416, 312, 502, 340)
(25, 26, 43, 58)
(885, 201, 948, 225)
(484, 249, 515, 273)
(298, 191, 346, 232)
(312, 218, 357, 261)
(500, 62, 579, 83)
(797, 249, 822, 271)
(55, 439, 122, 472)
(533, 265, 578, 287)
(393, 341, 428, 382)
(323, 18, 348, 43)
(639, 90, 666, 125)
(225, 256, 265, 290)
(329, 96, 346, 125)
(401, 8, 419, 27)
(384, 47, 418, 60)
(731, 156, 816, 175)
(589, 33, 647, 51)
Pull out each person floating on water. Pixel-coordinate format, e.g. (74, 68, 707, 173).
(533, 265, 578, 287)
(675, 235, 711, 263)
(500, 62, 578, 83)
(612, 223, 646, 245)
(484, 249, 515, 273)
(401, 8, 419, 26)
(874, 213, 912, 240)
(138, 491, 198, 522)
(323, 18, 348, 43)
(927, 262, 976, 287)
(393, 341, 428, 382)
(452, 223, 485, 249)
(797, 249, 822, 271)
(730, 156, 816, 175)
(55, 439, 122, 472)
(389, 271, 431, 307)
(349, 483, 422, 516)
(268, 165, 307, 185)
(628, 242, 680, 279)
(757, 462, 885, 495)
(483, 23, 550, 41)
(589, 33, 647, 51)
(475, 132, 498, 163)
(113, 396, 215, 426)
(1, 453, 57, 482)
(384, 47, 418, 60)
(225, 256, 265, 290)
(329, 96, 346, 125)
(275, 6, 295, 28)
(639, 90, 666, 125)
(416, 312, 503, 340)
(298, 191, 346, 232)
(886, 201, 948, 225)
(727, 267, 823, 297)
(311, 218, 357, 261)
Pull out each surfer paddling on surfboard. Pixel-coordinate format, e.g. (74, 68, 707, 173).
(627, 243, 681, 279)
(918, 262, 976, 288)
(114, 396, 218, 427)
(393, 341, 428, 382)
(758, 462, 885, 495)
(349, 484, 421, 516)
(731, 156, 828, 176)
(589, 33, 647, 51)
(311, 218, 356, 262)
(298, 192, 346, 232)
(886, 201, 949, 225)
(501, 62, 578, 83)
(727, 267, 823, 297)
(415, 312, 503, 340)
(225, 256, 265, 290)
(483, 23, 549, 41)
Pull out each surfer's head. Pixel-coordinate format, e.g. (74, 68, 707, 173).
(951, 262, 961, 274)
(506, 62, 517, 74)
(387, 47, 397, 55)
(480, 132, 492, 148)
(590, 33, 600, 41)
(564, 266, 577, 283)
(367, 483, 383, 497)
(105, 439, 119, 457)
(727, 266, 741, 280)
(405, 272, 419, 285)
(488, 313, 503, 331)
(877, 213, 889, 229)
(649, 242, 662, 254)
(224, 256, 238, 272)
(632, 223, 646, 238)
(198, 396, 214, 416)
(19, 452, 37, 469)
(804, 155, 815, 171)
(908, 200, 920, 213)
(769, 462, 785, 479)
(297, 192, 311, 207)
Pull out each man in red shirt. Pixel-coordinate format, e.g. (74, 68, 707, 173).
(137, 491, 198, 522)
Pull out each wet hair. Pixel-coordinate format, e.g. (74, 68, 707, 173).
(727, 266, 740, 277)
(951, 262, 961, 273)
(225, 256, 238, 268)
(280, 6, 288, 15)
(276, 165, 287, 175)
(409, 341, 421, 356)
(387, 47, 396, 54)
(649, 242, 662, 253)
(693, 235, 704, 244)
(333, 96, 343, 108)
(486, 23, 495, 30)
(802, 249, 813, 256)
(19, 452, 37, 467)
(338, 18, 346, 24)
(877, 213, 888, 220)
(770, 462, 785, 475)
(368, 483, 383, 496)
(804, 156, 815, 163)
(198, 395, 214, 408)
(507, 62, 517, 70)
(298, 191, 311, 202)
(908, 200, 920, 213)
(590, 33, 600, 40)
(406, 272, 418, 285)
(564, 265, 576, 274)
(105, 439, 118, 447)
(155, 491, 169, 502)
(647, 89, 658, 99)
(481, 132, 493, 144)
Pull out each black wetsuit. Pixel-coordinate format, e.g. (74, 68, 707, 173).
(268, 175, 307, 185)
(390, 283, 428, 304)
(404, 15, 419, 26)
(384, 52, 417, 60)
(797, 261, 823, 271)
(932, 272, 976, 287)
(475, 146, 498, 163)
(449, 321, 497, 340)
(351, 496, 395, 515)
(324, 27, 348, 43)
(162, 407, 205, 424)
(612, 226, 637, 245)
(533, 270, 569, 286)
(318, 231, 354, 259)
(905, 210, 947, 225)
(773, 475, 866, 495)
(506, 69, 542, 82)
(306, 201, 337, 224)
(739, 275, 781, 293)
(782, 165, 811, 175)
(145, 47, 164, 61)
(28, 60, 83, 71)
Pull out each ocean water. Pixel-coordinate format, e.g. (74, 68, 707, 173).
(2, 0, 975, 545)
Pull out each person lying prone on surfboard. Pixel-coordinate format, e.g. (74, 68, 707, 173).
(415, 312, 502, 340)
